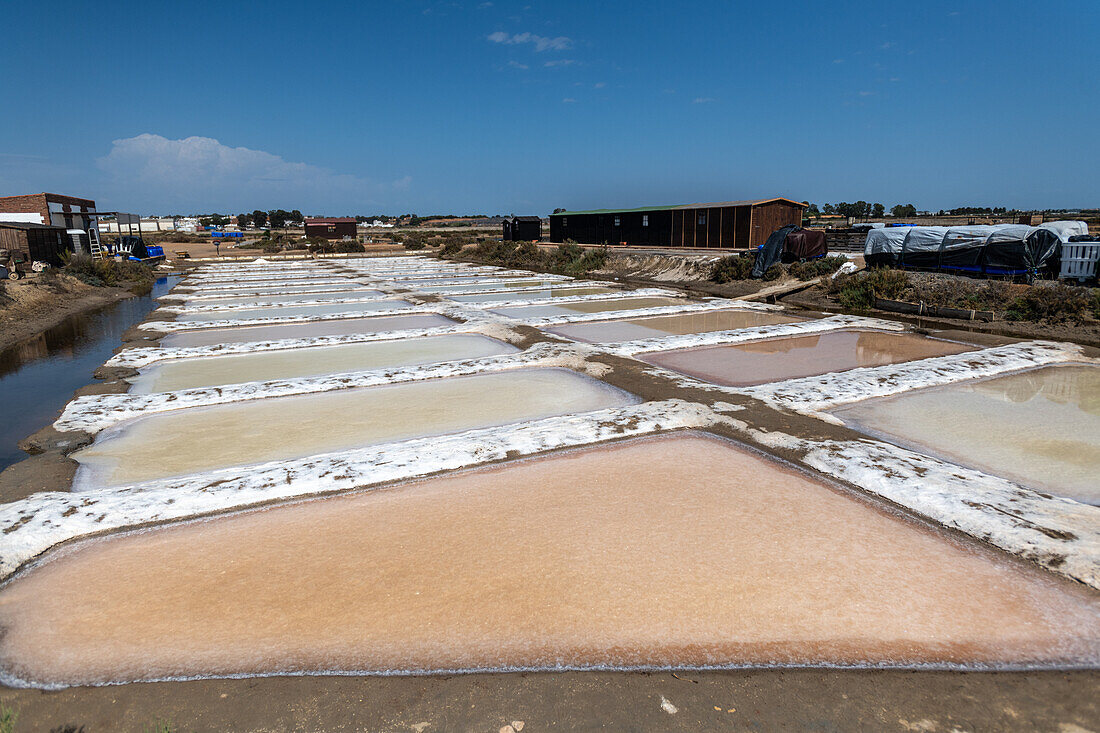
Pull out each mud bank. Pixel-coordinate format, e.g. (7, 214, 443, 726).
(0, 277, 136, 353)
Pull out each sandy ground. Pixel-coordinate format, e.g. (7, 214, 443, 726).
(0, 273, 134, 353)
(2, 669, 1097, 732)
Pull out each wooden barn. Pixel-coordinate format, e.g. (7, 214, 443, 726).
(549, 198, 806, 249)
(304, 217, 357, 240)
(0, 221, 72, 266)
(502, 216, 542, 241)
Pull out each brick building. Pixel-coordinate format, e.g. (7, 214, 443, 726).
(0, 192, 101, 254)
(304, 217, 357, 240)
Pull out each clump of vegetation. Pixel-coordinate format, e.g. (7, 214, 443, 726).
(440, 240, 465, 256)
(1003, 283, 1094, 323)
(334, 241, 365, 253)
(63, 253, 154, 291)
(0, 705, 17, 733)
(711, 254, 848, 284)
(449, 238, 607, 276)
(710, 253, 756, 283)
(787, 255, 849, 280)
(828, 267, 910, 311)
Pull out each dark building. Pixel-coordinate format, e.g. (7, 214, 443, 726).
(502, 216, 542, 241)
(304, 217, 358, 239)
(0, 221, 72, 267)
(549, 198, 806, 249)
(0, 192, 101, 254)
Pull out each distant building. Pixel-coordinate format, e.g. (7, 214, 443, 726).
(0, 192, 100, 254)
(550, 198, 806, 249)
(503, 216, 542, 241)
(304, 217, 357, 239)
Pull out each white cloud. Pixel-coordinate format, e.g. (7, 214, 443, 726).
(97, 134, 407, 211)
(507, 60, 529, 69)
(858, 90, 875, 96)
(594, 81, 606, 88)
(562, 97, 577, 103)
(544, 59, 575, 67)
(487, 31, 572, 51)
(692, 97, 715, 104)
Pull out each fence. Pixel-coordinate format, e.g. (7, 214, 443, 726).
(1060, 242, 1100, 282)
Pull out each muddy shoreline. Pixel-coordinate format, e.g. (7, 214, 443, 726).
(0, 283, 136, 353)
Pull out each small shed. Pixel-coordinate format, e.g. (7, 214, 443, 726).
(304, 217, 357, 240)
(503, 216, 542, 242)
(0, 221, 71, 266)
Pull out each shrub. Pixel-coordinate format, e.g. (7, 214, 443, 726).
(404, 240, 426, 250)
(0, 705, 16, 733)
(787, 255, 849, 281)
(63, 253, 153, 289)
(762, 263, 786, 281)
(440, 240, 464, 256)
(335, 241, 365, 253)
(1004, 283, 1091, 323)
(831, 268, 910, 311)
(710, 253, 756, 283)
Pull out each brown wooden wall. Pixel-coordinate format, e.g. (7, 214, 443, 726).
(747, 201, 804, 248)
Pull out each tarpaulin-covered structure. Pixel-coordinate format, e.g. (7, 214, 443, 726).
(751, 226, 827, 278)
(864, 221, 1087, 278)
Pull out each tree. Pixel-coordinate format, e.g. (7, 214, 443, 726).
(252, 209, 268, 228)
(268, 209, 289, 229)
(823, 203, 836, 215)
(806, 203, 821, 217)
(890, 203, 917, 218)
(237, 213, 253, 228)
(289, 209, 304, 224)
(553, 207, 567, 214)
(871, 202, 885, 218)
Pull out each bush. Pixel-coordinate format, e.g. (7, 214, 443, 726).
(787, 255, 849, 281)
(710, 253, 756, 283)
(404, 240, 426, 250)
(335, 241, 365, 253)
(440, 240, 465, 256)
(1004, 283, 1092, 323)
(830, 268, 910, 311)
(762, 263, 786, 281)
(63, 253, 153, 289)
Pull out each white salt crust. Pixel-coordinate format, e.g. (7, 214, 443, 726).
(0, 401, 716, 580)
(738, 341, 1095, 420)
(159, 294, 401, 315)
(58, 344, 603, 434)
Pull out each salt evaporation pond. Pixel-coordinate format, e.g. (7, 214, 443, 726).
(6, 434, 1098, 687)
(832, 364, 1100, 505)
(418, 280, 559, 293)
(160, 313, 457, 348)
(450, 286, 617, 303)
(547, 309, 804, 343)
(492, 297, 688, 319)
(645, 329, 975, 386)
(178, 281, 358, 294)
(129, 334, 519, 393)
(178, 289, 383, 306)
(175, 299, 413, 323)
(73, 368, 636, 487)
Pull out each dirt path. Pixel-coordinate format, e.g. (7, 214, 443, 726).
(3, 669, 1095, 732)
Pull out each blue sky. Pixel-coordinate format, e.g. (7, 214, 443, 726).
(2, 0, 1097, 215)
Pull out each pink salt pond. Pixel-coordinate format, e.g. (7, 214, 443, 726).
(160, 313, 458, 348)
(2, 433, 1096, 687)
(545, 309, 804, 343)
(643, 329, 975, 386)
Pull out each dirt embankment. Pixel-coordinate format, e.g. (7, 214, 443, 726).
(0, 273, 135, 352)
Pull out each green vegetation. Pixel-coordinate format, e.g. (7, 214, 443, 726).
(446, 239, 608, 276)
(62, 254, 155, 292)
(828, 269, 1100, 323)
(710, 254, 848, 284)
(0, 705, 16, 733)
(143, 720, 175, 733)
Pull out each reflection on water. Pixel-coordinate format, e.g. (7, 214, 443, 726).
(644, 330, 975, 387)
(833, 364, 1100, 504)
(450, 287, 616, 303)
(5, 433, 1098, 686)
(547, 309, 803, 343)
(0, 277, 181, 472)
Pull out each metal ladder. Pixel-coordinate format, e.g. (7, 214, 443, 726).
(89, 228, 104, 259)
